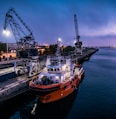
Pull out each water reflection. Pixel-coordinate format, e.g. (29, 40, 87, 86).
(0, 89, 78, 119)
(30, 90, 78, 119)
(0, 91, 36, 119)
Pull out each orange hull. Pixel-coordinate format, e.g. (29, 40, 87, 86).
(36, 75, 83, 103)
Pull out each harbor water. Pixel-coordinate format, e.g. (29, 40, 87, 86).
(0, 47, 116, 119)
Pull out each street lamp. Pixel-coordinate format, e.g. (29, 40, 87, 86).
(58, 37, 62, 42)
(3, 29, 10, 61)
(57, 37, 62, 46)
(74, 39, 76, 44)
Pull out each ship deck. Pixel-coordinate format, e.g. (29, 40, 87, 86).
(0, 70, 30, 103)
(0, 67, 14, 76)
(0, 74, 28, 89)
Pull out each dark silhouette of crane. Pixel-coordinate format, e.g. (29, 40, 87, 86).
(3, 8, 41, 77)
(3, 8, 38, 59)
(74, 14, 82, 55)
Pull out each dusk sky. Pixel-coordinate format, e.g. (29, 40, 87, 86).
(0, 0, 116, 46)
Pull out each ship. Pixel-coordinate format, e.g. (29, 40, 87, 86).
(29, 39, 84, 103)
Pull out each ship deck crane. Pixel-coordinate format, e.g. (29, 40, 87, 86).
(74, 14, 82, 55)
(3, 8, 40, 77)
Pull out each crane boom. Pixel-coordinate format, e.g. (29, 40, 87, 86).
(74, 14, 80, 42)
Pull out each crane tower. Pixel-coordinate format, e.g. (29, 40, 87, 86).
(74, 14, 82, 55)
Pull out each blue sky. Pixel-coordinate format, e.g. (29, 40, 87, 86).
(0, 0, 116, 46)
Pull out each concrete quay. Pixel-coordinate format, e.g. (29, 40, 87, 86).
(71, 47, 99, 63)
(0, 74, 29, 103)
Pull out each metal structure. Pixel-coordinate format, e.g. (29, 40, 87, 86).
(56, 38, 62, 56)
(74, 14, 82, 55)
(4, 8, 38, 59)
(3, 8, 40, 77)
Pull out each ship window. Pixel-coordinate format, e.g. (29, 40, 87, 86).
(60, 59, 66, 64)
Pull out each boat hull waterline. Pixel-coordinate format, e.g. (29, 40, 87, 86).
(29, 71, 84, 103)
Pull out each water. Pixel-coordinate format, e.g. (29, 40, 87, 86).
(67, 48, 116, 119)
(0, 47, 116, 119)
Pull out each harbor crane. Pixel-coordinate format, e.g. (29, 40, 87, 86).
(3, 8, 38, 59)
(3, 8, 40, 77)
(74, 14, 82, 55)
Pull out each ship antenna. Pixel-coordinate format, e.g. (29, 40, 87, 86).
(56, 38, 62, 56)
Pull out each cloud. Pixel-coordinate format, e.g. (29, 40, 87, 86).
(79, 16, 116, 37)
(1, 0, 116, 46)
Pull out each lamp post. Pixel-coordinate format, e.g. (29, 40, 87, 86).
(3, 30, 10, 61)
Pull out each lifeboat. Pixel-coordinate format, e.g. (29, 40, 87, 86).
(29, 40, 84, 103)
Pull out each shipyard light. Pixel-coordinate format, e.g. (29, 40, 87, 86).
(3, 29, 10, 61)
(55, 76, 59, 80)
(58, 37, 62, 47)
(58, 37, 62, 42)
(74, 40, 77, 44)
(3, 30, 10, 37)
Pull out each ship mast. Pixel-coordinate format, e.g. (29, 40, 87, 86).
(74, 14, 82, 55)
(56, 38, 61, 57)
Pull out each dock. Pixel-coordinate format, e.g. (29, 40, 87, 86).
(0, 47, 98, 103)
(0, 74, 29, 103)
(71, 47, 99, 63)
